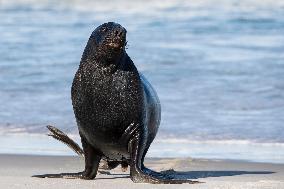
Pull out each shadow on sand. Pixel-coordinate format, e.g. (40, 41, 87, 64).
(96, 169, 275, 180)
(160, 169, 275, 179)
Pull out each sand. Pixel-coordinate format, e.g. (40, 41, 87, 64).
(0, 154, 283, 189)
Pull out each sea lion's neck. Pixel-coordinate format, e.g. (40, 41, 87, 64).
(91, 50, 126, 74)
(81, 42, 130, 74)
(98, 50, 125, 66)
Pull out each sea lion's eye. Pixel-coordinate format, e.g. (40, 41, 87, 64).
(101, 27, 107, 32)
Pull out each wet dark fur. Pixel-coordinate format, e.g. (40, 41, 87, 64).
(34, 22, 199, 184)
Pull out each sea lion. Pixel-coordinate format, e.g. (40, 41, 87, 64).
(34, 22, 199, 184)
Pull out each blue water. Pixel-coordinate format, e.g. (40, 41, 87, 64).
(1, 0, 284, 162)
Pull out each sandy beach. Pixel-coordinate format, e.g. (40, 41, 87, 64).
(0, 154, 283, 189)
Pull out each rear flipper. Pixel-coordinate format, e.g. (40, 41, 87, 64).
(32, 172, 85, 179)
(46, 125, 128, 172)
(47, 125, 84, 157)
(129, 128, 201, 184)
(32, 155, 101, 179)
(33, 135, 102, 180)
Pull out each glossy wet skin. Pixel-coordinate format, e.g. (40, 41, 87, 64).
(34, 22, 199, 184)
(74, 22, 145, 161)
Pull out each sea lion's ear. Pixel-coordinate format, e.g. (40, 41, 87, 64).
(91, 24, 101, 37)
(91, 29, 98, 37)
(90, 29, 103, 44)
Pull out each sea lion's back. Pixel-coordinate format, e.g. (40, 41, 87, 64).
(140, 73, 161, 144)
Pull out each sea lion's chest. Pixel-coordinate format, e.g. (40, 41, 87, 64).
(73, 63, 144, 159)
(90, 69, 141, 117)
(74, 66, 143, 136)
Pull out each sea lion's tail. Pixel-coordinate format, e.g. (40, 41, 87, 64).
(47, 125, 84, 157)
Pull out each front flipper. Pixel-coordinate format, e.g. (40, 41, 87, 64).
(129, 129, 200, 184)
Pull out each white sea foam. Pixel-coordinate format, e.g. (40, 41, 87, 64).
(0, 133, 283, 163)
(156, 138, 284, 147)
(150, 137, 284, 163)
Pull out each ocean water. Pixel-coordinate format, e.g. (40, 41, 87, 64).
(0, 0, 284, 163)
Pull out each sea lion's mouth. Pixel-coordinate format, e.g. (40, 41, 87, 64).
(108, 42, 121, 48)
(107, 40, 126, 49)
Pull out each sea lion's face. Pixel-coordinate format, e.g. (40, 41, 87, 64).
(91, 22, 127, 61)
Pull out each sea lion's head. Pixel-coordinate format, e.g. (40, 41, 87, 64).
(87, 22, 127, 64)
